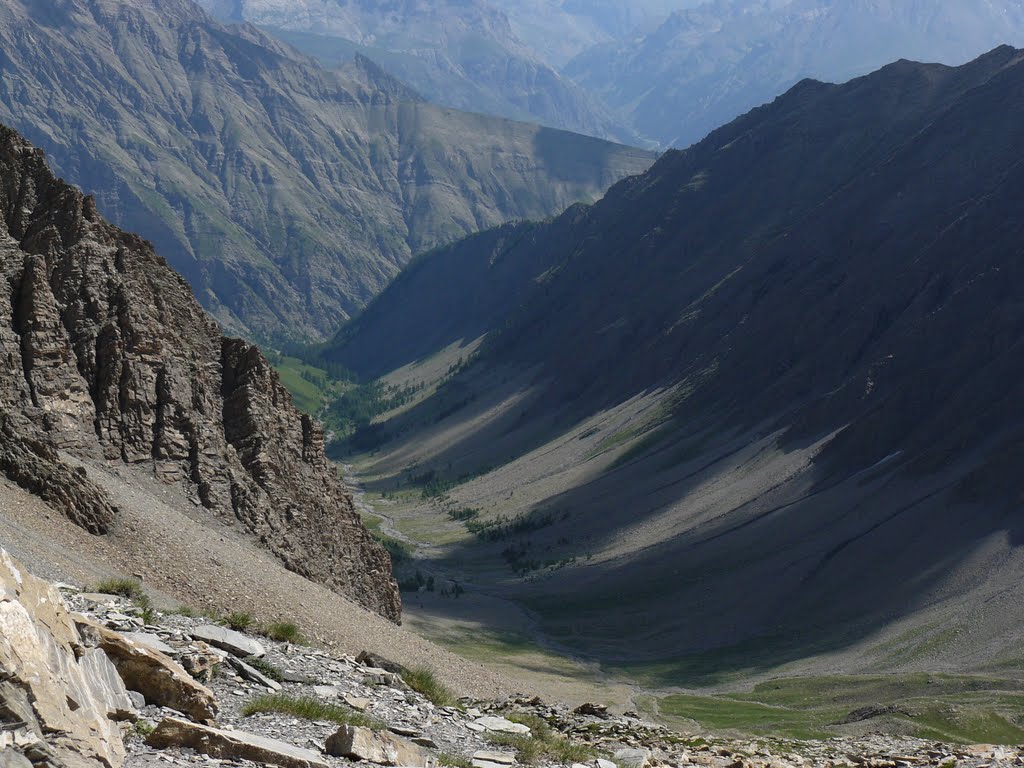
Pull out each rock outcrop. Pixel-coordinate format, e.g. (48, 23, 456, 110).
(0, 125, 400, 621)
(0, 550, 128, 768)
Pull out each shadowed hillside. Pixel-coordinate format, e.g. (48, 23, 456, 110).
(320, 46, 1024, 676)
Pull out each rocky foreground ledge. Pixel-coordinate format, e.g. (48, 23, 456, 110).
(1, 549, 1021, 768)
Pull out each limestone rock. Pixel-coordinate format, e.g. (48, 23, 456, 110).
(191, 624, 266, 658)
(120, 632, 174, 655)
(474, 716, 531, 735)
(146, 717, 328, 768)
(472, 751, 517, 768)
(325, 725, 428, 766)
(0, 124, 401, 622)
(0, 549, 125, 768)
(76, 616, 217, 723)
(344, 694, 371, 711)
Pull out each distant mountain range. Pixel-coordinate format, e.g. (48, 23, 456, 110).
(566, 0, 1024, 146)
(0, 0, 654, 341)
(196, 0, 641, 142)
(323, 46, 1024, 673)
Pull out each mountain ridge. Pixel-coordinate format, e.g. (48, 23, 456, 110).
(0, 0, 655, 341)
(320, 45, 1024, 670)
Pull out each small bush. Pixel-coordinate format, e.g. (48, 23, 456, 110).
(263, 621, 307, 645)
(224, 611, 254, 632)
(242, 695, 380, 729)
(486, 734, 542, 765)
(92, 577, 145, 600)
(134, 720, 156, 738)
(401, 666, 457, 707)
(438, 753, 473, 768)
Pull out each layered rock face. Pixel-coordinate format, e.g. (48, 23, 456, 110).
(0, 126, 400, 621)
(0, 549, 128, 768)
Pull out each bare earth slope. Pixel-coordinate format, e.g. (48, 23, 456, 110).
(0, 124, 400, 621)
(0, 0, 655, 341)
(322, 47, 1024, 675)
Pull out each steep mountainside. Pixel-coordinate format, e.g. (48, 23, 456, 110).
(0, 124, 400, 621)
(0, 0, 654, 342)
(566, 0, 1024, 147)
(197, 0, 636, 143)
(322, 47, 1024, 670)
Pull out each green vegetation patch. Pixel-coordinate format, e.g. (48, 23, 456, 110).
(486, 714, 597, 765)
(242, 694, 381, 729)
(262, 621, 308, 645)
(401, 666, 458, 707)
(657, 674, 1024, 744)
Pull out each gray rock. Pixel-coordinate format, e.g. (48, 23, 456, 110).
(77, 593, 124, 606)
(325, 725, 428, 766)
(596, 759, 618, 768)
(79, 648, 137, 720)
(190, 625, 266, 659)
(612, 748, 651, 768)
(472, 752, 517, 768)
(0, 752, 33, 768)
(122, 632, 175, 655)
(146, 717, 328, 768)
(226, 656, 282, 691)
(344, 694, 371, 711)
(313, 685, 341, 698)
(128, 691, 146, 709)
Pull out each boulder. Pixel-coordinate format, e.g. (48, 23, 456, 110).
(0, 549, 126, 768)
(146, 717, 328, 768)
(325, 725, 428, 766)
(76, 616, 217, 723)
(190, 624, 266, 658)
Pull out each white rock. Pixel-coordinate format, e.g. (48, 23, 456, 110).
(190, 625, 266, 658)
(474, 716, 530, 735)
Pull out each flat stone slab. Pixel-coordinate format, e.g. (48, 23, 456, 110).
(613, 748, 651, 768)
(121, 632, 174, 655)
(147, 717, 327, 768)
(326, 725, 427, 766)
(472, 751, 517, 768)
(190, 625, 265, 658)
(474, 716, 530, 735)
(344, 694, 371, 711)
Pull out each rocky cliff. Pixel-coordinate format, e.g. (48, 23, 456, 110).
(0, 125, 400, 622)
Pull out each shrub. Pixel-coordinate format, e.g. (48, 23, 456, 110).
(224, 611, 254, 632)
(263, 621, 307, 645)
(438, 753, 473, 768)
(92, 577, 145, 600)
(242, 695, 381, 729)
(401, 666, 457, 707)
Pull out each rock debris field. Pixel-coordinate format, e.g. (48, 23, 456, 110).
(5, 550, 1024, 768)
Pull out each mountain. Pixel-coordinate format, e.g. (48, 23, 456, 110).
(566, 0, 1024, 147)
(0, 0, 655, 342)
(196, 0, 637, 143)
(0, 123, 400, 621)
(320, 47, 1024, 674)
